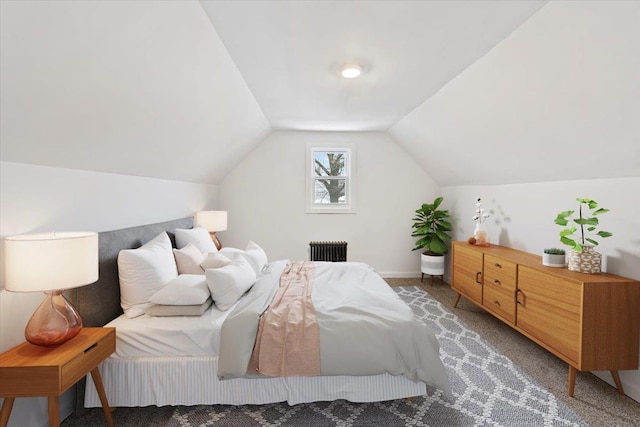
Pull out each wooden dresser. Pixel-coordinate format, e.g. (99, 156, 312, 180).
(451, 241, 640, 397)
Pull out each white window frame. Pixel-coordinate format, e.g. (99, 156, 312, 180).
(306, 142, 356, 214)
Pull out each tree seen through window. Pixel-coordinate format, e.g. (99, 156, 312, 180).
(314, 151, 346, 204)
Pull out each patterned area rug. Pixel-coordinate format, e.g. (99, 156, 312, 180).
(164, 286, 587, 426)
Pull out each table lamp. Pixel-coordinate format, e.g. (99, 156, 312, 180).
(194, 211, 227, 250)
(4, 231, 98, 346)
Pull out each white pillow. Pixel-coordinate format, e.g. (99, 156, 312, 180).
(219, 246, 245, 259)
(147, 299, 212, 317)
(175, 226, 217, 254)
(205, 255, 256, 311)
(219, 242, 268, 275)
(245, 241, 268, 274)
(173, 243, 205, 274)
(118, 232, 178, 318)
(201, 252, 232, 269)
(149, 274, 210, 305)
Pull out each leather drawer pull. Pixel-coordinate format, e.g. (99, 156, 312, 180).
(475, 272, 482, 284)
(494, 279, 501, 285)
(493, 300, 501, 307)
(494, 263, 502, 268)
(514, 289, 523, 305)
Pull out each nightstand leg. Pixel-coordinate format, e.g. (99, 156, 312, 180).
(48, 396, 59, 427)
(91, 367, 115, 427)
(0, 397, 15, 427)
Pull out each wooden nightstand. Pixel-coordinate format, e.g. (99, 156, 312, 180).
(0, 327, 115, 427)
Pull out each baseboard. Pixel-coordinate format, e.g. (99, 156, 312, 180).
(378, 272, 422, 279)
(593, 371, 640, 404)
(625, 381, 640, 404)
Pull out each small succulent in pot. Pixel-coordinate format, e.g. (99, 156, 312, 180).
(542, 248, 566, 267)
(543, 248, 565, 255)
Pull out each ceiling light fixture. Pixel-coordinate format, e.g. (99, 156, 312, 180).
(340, 63, 363, 79)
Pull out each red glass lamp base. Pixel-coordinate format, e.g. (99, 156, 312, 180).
(25, 291, 83, 346)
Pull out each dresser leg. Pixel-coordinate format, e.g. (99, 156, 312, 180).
(568, 365, 577, 397)
(0, 397, 15, 427)
(610, 370, 625, 395)
(453, 293, 462, 308)
(91, 367, 115, 427)
(48, 396, 59, 427)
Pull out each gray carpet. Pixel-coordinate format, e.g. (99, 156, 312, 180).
(64, 286, 588, 426)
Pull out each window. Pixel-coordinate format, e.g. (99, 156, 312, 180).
(306, 143, 356, 213)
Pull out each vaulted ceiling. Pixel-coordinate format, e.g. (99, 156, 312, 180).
(1, 1, 638, 185)
(200, 0, 546, 131)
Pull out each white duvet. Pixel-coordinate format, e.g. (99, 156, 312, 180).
(218, 260, 450, 393)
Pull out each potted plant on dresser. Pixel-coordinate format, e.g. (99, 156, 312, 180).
(554, 197, 612, 273)
(542, 248, 566, 267)
(411, 196, 452, 285)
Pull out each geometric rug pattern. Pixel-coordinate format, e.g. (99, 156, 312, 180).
(165, 286, 588, 426)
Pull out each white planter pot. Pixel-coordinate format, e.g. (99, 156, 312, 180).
(421, 253, 445, 276)
(542, 253, 565, 268)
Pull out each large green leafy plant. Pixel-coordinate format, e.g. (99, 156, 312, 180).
(411, 197, 452, 255)
(554, 197, 612, 251)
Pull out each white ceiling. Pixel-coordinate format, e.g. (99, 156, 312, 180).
(1, 1, 637, 186)
(201, 1, 547, 131)
(0, 0, 270, 184)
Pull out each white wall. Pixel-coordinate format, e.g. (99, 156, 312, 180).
(219, 130, 441, 277)
(0, 161, 218, 427)
(442, 177, 640, 402)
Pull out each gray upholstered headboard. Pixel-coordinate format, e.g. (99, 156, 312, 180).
(72, 217, 193, 413)
(71, 217, 193, 327)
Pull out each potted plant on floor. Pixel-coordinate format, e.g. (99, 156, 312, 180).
(542, 248, 566, 267)
(554, 197, 612, 273)
(412, 196, 452, 284)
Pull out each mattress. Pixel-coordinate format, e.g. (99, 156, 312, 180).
(105, 302, 235, 358)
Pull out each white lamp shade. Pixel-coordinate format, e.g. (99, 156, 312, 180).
(4, 231, 98, 292)
(194, 211, 227, 232)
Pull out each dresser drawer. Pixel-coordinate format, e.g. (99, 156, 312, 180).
(483, 284, 515, 323)
(484, 255, 517, 291)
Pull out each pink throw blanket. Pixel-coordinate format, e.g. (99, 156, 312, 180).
(247, 261, 320, 377)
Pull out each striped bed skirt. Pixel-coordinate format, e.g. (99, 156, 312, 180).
(85, 356, 427, 407)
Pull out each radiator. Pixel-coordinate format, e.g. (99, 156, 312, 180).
(309, 241, 348, 262)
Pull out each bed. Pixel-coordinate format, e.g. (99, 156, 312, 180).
(72, 218, 449, 409)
